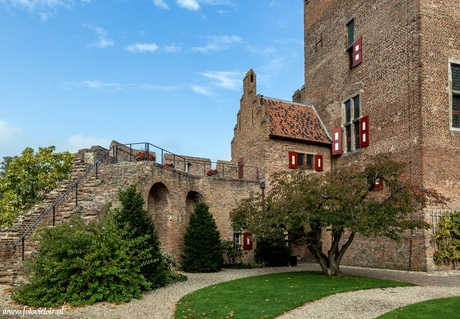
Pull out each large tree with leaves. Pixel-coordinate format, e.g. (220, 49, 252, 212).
(0, 146, 74, 227)
(231, 155, 448, 277)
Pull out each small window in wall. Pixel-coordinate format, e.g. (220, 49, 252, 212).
(298, 153, 314, 169)
(346, 19, 354, 68)
(347, 19, 354, 46)
(451, 63, 460, 129)
(343, 95, 362, 152)
(288, 152, 323, 171)
(346, 18, 362, 69)
(233, 228, 242, 247)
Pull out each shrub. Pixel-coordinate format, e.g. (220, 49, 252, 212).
(182, 202, 223, 272)
(255, 234, 291, 267)
(162, 252, 188, 283)
(432, 211, 460, 267)
(222, 240, 244, 266)
(12, 212, 150, 307)
(113, 184, 167, 288)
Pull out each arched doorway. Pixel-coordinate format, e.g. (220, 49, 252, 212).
(148, 183, 170, 250)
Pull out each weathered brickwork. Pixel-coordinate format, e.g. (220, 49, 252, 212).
(231, 70, 331, 188)
(300, 0, 460, 271)
(0, 148, 260, 284)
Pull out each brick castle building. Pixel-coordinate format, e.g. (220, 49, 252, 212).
(231, 0, 460, 271)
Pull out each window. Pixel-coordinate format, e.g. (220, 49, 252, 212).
(288, 152, 323, 171)
(291, 152, 314, 169)
(298, 153, 314, 169)
(343, 95, 361, 152)
(346, 19, 354, 68)
(233, 228, 242, 247)
(346, 18, 363, 69)
(347, 19, 354, 46)
(451, 63, 460, 129)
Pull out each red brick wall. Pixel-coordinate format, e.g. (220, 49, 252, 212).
(303, 0, 460, 271)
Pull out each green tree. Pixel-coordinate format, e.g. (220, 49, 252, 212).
(113, 184, 167, 288)
(182, 202, 223, 272)
(231, 155, 447, 277)
(432, 211, 460, 267)
(0, 146, 74, 227)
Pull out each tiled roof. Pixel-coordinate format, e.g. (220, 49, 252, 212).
(263, 97, 331, 145)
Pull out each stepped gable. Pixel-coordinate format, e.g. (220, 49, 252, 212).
(262, 97, 331, 145)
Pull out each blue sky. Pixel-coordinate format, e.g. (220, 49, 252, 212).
(0, 0, 304, 162)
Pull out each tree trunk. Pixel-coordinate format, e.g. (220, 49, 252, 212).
(307, 230, 356, 277)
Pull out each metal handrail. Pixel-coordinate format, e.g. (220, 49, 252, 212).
(12, 142, 259, 260)
(13, 147, 114, 257)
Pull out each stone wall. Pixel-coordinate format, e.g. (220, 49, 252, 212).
(0, 148, 260, 284)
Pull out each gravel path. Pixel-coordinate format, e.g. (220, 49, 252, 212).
(1, 263, 459, 319)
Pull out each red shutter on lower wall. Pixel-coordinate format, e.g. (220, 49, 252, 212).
(373, 176, 384, 191)
(360, 115, 370, 147)
(243, 232, 253, 250)
(352, 38, 363, 67)
(289, 151, 298, 169)
(315, 154, 323, 171)
(331, 127, 343, 155)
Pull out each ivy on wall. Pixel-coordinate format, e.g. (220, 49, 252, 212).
(432, 211, 460, 268)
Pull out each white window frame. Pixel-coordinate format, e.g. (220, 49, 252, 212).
(342, 92, 362, 153)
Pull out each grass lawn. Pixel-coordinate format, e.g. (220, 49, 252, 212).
(377, 296, 460, 319)
(174, 271, 414, 319)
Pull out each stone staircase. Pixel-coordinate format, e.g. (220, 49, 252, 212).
(0, 150, 111, 284)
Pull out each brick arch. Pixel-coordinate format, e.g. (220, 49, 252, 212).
(171, 190, 204, 260)
(184, 190, 204, 226)
(148, 182, 171, 250)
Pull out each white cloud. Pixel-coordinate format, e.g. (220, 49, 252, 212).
(176, 0, 200, 11)
(82, 80, 129, 92)
(1, 0, 90, 19)
(124, 43, 159, 53)
(1, 0, 73, 11)
(201, 71, 240, 90)
(83, 24, 114, 49)
(153, 0, 169, 9)
(0, 119, 23, 143)
(72, 80, 179, 93)
(164, 43, 182, 53)
(190, 85, 213, 96)
(64, 134, 111, 153)
(192, 35, 241, 53)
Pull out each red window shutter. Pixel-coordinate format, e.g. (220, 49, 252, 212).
(360, 115, 370, 147)
(373, 176, 384, 191)
(289, 151, 298, 169)
(352, 38, 363, 67)
(243, 232, 253, 250)
(314, 154, 323, 171)
(331, 127, 343, 155)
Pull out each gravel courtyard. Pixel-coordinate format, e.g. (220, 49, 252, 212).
(1, 262, 459, 319)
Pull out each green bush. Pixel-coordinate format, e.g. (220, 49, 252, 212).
(182, 202, 223, 272)
(255, 234, 291, 267)
(222, 240, 244, 266)
(113, 184, 167, 288)
(162, 252, 188, 283)
(432, 211, 460, 266)
(12, 212, 150, 307)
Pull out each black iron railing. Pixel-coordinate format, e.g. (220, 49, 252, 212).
(13, 142, 259, 260)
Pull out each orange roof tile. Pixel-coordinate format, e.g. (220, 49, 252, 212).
(263, 97, 331, 145)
